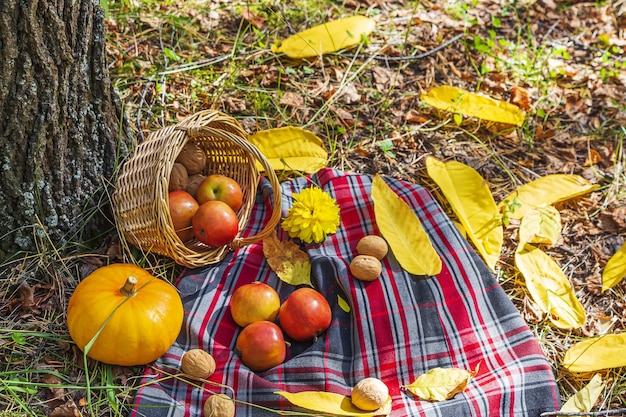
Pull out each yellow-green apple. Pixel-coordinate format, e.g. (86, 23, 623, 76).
(192, 200, 239, 247)
(196, 174, 243, 212)
(230, 282, 280, 327)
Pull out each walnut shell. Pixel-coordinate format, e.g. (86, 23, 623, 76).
(203, 394, 235, 417)
(169, 163, 189, 192)
(349, 255, 382, 281)
(175, 141, 207, 175)
(356, 235, 388, 260)
(186, 174, 207, 198)
(351, 377, 389, 411)
(181, 349, 216, 379)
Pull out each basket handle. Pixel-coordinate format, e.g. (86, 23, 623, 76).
(183, 126, 283, 249)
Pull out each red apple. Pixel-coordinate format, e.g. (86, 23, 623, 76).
(192, 200, 239, 247)
(235, 321, 286, 372)
(279, 288, 332, 342)
(230, 282, 280, 327)
(168, 190, 199, 242)
(196, 174, 243, 212)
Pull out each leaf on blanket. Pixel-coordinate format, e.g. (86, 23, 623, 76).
(247, 126, 328, 174)
(402, 366, 478, 401)
(498, 174, 599, 220)
(425, 157, 503, 271)
(263, 231, 312, 286)
(338, 294, 351, 313)
(601, 241, 626, 292)
(421, 85, 525, 126)
(518, 206, 561, 247)
(270, 16, 376, 59)
(515, 244, 586, 329)
(560, 374, 605, 412)
(562, 333, 626, 373)
(371, 175, 442, 276)
(275, 390, 391, 416)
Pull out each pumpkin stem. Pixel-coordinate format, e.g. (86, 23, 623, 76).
(120, 276, 138, 296)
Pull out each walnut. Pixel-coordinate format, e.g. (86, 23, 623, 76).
(349, 255, 382, 281)
(203, 394, 235, 417)
(351, 377, 389, 411)
(168, 163, 189, 192)
(186, 174, 207, 198)
(356, 235, 388, 260)
(175, 141, 207, 175)
(181, 349, 216, 379)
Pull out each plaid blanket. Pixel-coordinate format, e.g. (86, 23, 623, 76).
(131, 168, 560, 417)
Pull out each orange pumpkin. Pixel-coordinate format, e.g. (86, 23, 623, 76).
(67, 263, 184, 366)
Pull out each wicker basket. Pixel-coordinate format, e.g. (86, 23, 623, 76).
(113, 110, 282, 268)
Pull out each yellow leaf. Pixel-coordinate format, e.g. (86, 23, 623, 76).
(271, 16, 376, 59)
(421, 85, 525, 126)
(247, 126, 328, 174)
(515, 244, 586, 329)
(518, 206, 562, 247)
(425, 157, 503, 271)
(402, 366, 477, 401)
(563, 333, 626, 372)
(275, 390, 391, 416)
(338, 295, 351, 313)
(263, 231, 312, 286)
(371, 175, 442, 276)
(498, 174, 599, 220)
(601, 241, 626, 292)
(560, 374, 605, 412)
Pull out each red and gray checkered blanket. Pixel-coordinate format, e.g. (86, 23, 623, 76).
(131, 168, 560, 417)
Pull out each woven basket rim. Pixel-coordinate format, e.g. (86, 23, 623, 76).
(113, 110, 282, 267)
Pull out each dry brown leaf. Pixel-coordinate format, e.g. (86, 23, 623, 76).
(17, 282, 38, 313)
(280, 91, 305, 108)
(510, 85, 531, 111)
(43, 374, 65, 400)
(263, 231, 312, 286)
(50, 398, 83, 417)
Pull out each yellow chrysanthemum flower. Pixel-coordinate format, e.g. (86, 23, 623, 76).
(281, 186, 340, 244)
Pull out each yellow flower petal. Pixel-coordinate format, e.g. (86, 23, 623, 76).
(282, 186, 340, 243)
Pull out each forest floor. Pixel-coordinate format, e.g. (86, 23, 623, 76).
(1, 0, 625, 416)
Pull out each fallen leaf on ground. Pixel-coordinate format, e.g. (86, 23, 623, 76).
(371, 174, 442, 276)
(247, 126, 328, 174)
(263, 231, 312, 286)
(402, 366, 478, 401)
(425, 157, 502, 271)
(560, 374, 605, 412)
(518, 206, 562, 247)
(563, 333, 626, 372)
(498, 174, 599, 220)
(421, 85, 525, 126)
(601, 241, 626, 292)
(515, 244, 586, 329)
(50, 398, 83, 417)
(271, 16, 376, 59)
(275, 390, 391, 416)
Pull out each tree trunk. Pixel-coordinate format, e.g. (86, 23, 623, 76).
(0, 0, 130, 261)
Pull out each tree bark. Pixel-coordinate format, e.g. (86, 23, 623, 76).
(0, 0, 129, 260)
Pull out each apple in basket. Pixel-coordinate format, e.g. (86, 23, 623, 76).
(196, 174, 243, 212)
(235, 320, 286, 372)
(168, 190, 199, 242)
(192, 200, 239, 247)
(279, 288, 332, 342)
